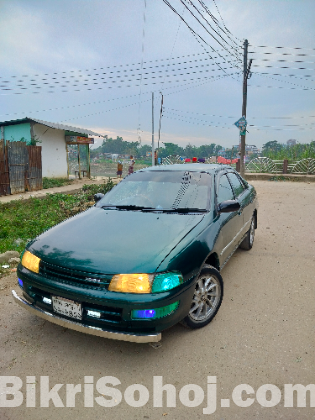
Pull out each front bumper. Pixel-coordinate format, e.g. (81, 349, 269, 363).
(12, 290, 161, 343)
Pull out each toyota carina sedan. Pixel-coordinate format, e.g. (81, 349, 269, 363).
(13, 164, 258, 343)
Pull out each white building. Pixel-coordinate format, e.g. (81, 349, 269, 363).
(0, 117, 103, 178)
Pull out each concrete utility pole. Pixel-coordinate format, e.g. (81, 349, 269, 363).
(151, 92, 155, 166)
(240, 39, 252, 177)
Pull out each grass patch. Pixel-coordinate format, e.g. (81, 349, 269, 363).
(42, 177, 74, 189)
(0, 180, 114, 255)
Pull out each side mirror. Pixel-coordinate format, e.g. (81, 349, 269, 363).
(94, 193, 104, 203)
(218, 200, 240, 213)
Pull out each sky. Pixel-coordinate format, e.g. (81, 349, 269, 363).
(0, 0, 314, 151)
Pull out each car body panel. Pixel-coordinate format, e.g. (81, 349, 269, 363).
(14, 164, 258, 342)
(27, 207, 205, 274)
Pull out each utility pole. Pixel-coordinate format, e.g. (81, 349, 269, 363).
(151, 92, 155, 166)
(240, 39, 252, 177)
(157, 93, 163, 164)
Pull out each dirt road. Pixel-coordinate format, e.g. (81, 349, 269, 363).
(0, 180, 314, 419)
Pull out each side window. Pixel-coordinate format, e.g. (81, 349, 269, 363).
(227, 172, 245, 198)
(217, 174, 234, 203)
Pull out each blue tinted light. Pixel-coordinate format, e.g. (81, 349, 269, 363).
(131, 302, 179, 320)
(18, 278, 23, 288)
(152, 272, 183, 293)
(133, 309, 156, 319)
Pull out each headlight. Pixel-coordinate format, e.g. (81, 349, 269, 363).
(108, 274, 154, 293)
(108, 272, 183, 294)
(151, 272, 183, 293)
(21, 250, 41, 273)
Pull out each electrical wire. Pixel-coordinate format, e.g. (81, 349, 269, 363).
(161, 0, 241, 76)
(163, 106, 315, 119)
(163, 114, 314, 131)
(184, 0, 241, 56)
(2, 73, 238, 118)
(0, 54, 241, 91)
(0, 63, 240, 95)
(136, 0, 147, 145)
(0, 50, 239, 83)
(178, 0, 241, 62)
(253, 72, 315, 90)
(249, 45, 315, 51)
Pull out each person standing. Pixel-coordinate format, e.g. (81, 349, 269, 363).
(128, 155, 135, 175)
(117, 161, 123, 178)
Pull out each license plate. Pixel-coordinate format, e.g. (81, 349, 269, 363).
(52, 296, 82, 320)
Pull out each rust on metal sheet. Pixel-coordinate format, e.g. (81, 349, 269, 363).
(0, 140, 10, 196)
(26, 146, 42, 191)
(8, 141, 27, 194)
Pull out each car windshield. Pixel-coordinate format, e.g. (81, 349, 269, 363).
(97, 170, 211, 211)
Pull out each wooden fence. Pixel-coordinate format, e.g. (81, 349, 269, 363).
(0, 140, 42, 196)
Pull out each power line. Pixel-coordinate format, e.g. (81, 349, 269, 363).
(0, 50, 240, 82)
(164, 109, 315, 126)
(178, 0, 241, 62)
(163, 114, 314, 131)
(252, 65, 315, 70)
(163, 106, 315, 119)
(249, 51, 315, 57)
(254, 72, 314, 81)
(0, 54, 241, 90)
(253, 72, 315, 90)
(0, 63, 240, 95)
(161, 0, 241, 76)
(195, 0, 241, 46)
(137, 0, 147, 145)
(249, 45, 315, 51)
(1, 73, 237, 118)
(184, 0, 241, 55)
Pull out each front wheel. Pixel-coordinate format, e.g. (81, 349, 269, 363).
(239, 216, 255, 250)
(181, 265, 223, 329)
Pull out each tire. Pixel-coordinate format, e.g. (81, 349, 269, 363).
(181, 265, 223, 329)
(240, 216, 255, 250)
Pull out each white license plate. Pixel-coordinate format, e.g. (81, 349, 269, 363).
(52, 296, 82, 320)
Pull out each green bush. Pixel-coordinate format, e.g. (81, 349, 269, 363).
(0, 180, 115, 254)
(42, 177, 74, 189)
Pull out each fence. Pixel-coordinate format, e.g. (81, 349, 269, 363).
(245, 157, 315, 175)
(160, 155, 315, 175)
(0, 140, 42, 196)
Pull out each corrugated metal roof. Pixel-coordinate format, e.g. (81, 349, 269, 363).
(0, 117, 103, 137)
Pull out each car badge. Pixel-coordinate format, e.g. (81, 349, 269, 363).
(85, 277, 101, 283)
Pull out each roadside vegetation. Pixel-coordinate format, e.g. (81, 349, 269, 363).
(0, 180, 114, 255)
(262, 141, 315, 160)
(42, 177, 74, 189)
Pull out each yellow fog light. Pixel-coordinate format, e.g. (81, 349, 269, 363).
(21, 250, 41, 273)
(109, 274, 154, 293)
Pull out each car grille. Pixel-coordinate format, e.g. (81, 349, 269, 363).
(39, 260, 112, 289)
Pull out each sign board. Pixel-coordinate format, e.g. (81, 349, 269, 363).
(234, 117, 247, 136)
(65, 136, 94, 144)
(234, 117, 247, 130)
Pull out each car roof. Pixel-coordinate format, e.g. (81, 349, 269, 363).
(138, 163, 233, 174)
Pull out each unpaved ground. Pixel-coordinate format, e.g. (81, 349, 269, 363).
(0, 180, 314, 419)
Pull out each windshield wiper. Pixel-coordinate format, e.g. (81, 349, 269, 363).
(147, 207, 207, 213)
(101, 204, 155, 211)
(100, 205, 207, 213)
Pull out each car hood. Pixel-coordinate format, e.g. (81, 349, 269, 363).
(28, 207, 205, 274)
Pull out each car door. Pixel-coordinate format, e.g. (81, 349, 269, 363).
(227, 171, 252, 242)
(215, 171, 240, 265)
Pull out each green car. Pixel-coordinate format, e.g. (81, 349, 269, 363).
(13, 164, 258, 343)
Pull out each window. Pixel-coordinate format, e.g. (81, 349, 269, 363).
(227, 172, 245, 198)
(217, 174, 234, 203)
(97, 170, 212, 211)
